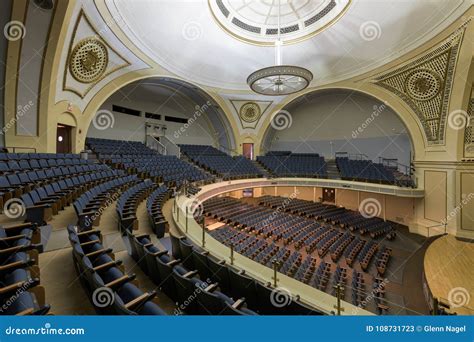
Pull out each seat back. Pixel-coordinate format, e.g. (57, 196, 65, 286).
(207, 256, 231, 293)
(228, 268, 258, 310)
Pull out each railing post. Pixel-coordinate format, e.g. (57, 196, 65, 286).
(230, 243, 234, 265)
(185, 206, 188, 233)
(177, 201, 180, 222)
(201, 218, 206, 248)
(272, 259, 279, 287)
(432, 297, 439, 315)
(333, 283, 345, 315)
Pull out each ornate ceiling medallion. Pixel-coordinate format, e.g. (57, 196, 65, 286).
(209, 0, 351, 46)
(69, 37, 108, 83)
(405, 69, 441, 102)
(371, 20, 469, 145)
(239, 102, 261, 123)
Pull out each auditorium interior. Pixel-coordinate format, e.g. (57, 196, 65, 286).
(0, 0, 473, 316)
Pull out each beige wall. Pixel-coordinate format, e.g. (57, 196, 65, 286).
(460, 172, 474, 232)
(276, 186, 298, 197)
(424, 170, 448, 224)
(385, 196, 415, 225)
(336, 189, 358, 210)
(295, 186, 314, 201)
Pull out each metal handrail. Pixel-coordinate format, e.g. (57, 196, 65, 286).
(335, 152, 369, 160)
(145, 135, 166, 155)
(160, 135, 181, 158)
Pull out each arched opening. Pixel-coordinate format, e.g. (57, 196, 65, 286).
(83, 77, 236, 153)
(261, 89, 415, 168)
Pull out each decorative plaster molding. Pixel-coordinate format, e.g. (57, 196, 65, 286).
(371, 20, 470, 146)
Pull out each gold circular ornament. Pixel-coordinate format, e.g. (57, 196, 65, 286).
(240, 102, 261, 123)
(405, 69, 441, 102)
(69, 38, 108, 83)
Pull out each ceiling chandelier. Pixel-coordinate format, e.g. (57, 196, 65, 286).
(247, 0, 313, 96)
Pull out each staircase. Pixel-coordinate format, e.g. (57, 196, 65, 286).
(252, 160, 273, 178)
(325, 159, 341, 180)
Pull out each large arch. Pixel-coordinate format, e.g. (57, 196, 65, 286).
(257, 85, 426, 161)
(52, 73, 238, 154)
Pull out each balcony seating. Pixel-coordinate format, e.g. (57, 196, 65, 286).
(180, 144, 262, 180)
(146, 186, 170, 238)
(0, 223, 50, 315)
(67, 225, 166, 315)
(0, 153, 108, 216)
(336, 157, 395, 184)
(86, 138, 156, 157)
(116, 179, 156, 233)
(86, 138, 212, 187)
(257, 152, 327, 178)
(73, 175, 138, 229)
(170, 235, 323, 315)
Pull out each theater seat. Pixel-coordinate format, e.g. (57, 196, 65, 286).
(221, 299, 258, 315)
(228, 269, 258, 310)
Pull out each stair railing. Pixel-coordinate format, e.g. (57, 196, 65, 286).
(160, 135, 181, 158)
(146, 135, 166, 155)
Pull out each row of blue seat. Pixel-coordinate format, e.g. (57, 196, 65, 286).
(68, 225, 166, 315)
(86, 138, 157, 156)
(0, 158, 91, 174)
(180, 144, 262, 180)
(257, 153, 327, 178)
(116, 179, 156, 233)
(73, 174, 137, 229)
(336, 157, 395, 184)
(0, 223, 50, 315)
(0, 153, 82, 160)
(204, 196, 392, 311)
(171, 235, 323, 315)
(146, 186, 169, 238)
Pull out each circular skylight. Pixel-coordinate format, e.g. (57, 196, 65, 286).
(208, 0, 351, 45)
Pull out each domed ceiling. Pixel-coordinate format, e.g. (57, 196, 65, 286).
(104, 0, 470, 91)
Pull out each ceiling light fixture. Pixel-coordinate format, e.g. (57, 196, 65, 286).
(247, 0, 313, 96)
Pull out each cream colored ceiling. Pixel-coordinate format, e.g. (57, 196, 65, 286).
(103, 0, 470, 91)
